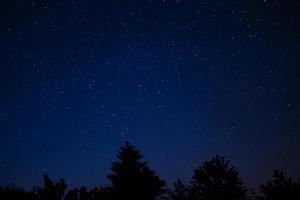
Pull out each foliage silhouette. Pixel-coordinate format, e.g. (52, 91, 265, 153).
(36, 174, 67, 200)
(0, 185, 37, 200)
(88, 187, 112, 200)
(256, 169, 300, 200)
(108, 141, 166, 200)
(64, 188, 79, 200)
(189, 155, 248, 200)
(1, 143, 300, 200)
(168, 179, 188, 200)
(64, 186, 92, 200)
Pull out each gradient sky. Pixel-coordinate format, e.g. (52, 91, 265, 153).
(0, 0, 299, 191)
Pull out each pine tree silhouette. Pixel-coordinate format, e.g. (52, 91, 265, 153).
(189, 155, 247, 200)
(257, 169, 300, 200)
(108, 141, 166, 200)
(2, 145, 300, 200)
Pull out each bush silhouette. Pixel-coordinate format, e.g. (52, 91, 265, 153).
(189, 155, 248, 200)
(108, 141, 166, 200)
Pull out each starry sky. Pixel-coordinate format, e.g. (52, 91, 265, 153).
(0, 0, 300, 190)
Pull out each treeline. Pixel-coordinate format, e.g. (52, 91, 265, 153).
(1, 142, 299, 200)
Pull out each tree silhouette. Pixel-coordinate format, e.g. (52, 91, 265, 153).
(89, 187, 112, 200)
(79, 187, 89, 200)
(64, 186, 90, 200)
(108, 141, 166, 200)
(2, 143, 300, 200)
(189, 155, 247, 200)
(64, 189, 79, 200)
(257, 169, 300, 200)
(168, 179, 188, 200)
(0, 185, 37, 200)
(36, 174, 67, 200)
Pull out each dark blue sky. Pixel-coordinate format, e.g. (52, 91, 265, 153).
(0, 0, 299, 190)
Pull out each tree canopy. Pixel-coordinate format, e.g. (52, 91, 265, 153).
(189, 155, 248, 200)
(0, 143, 299, 200)
(108, 141, 166, 200)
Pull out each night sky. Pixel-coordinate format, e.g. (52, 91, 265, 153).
(0, 0, 300, 190)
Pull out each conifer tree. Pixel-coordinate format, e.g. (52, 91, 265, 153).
(189, 155, 247, 200)
(108, 141, 166, 200)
